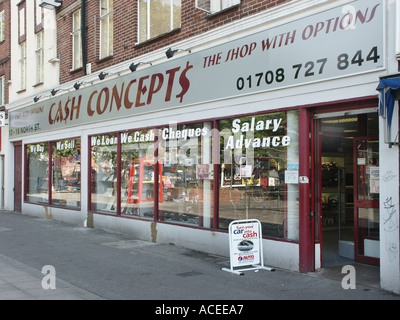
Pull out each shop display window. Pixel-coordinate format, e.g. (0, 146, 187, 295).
(26, 142, 49, 204)
(51, 139, 81, 208)
(87, 113, 299, 240)
(158, 122, 214, 227)
(90, 134, 118, 214)
(120, 129, 158, 219)
(25, 138, 81, 208)
(218, 110, 299, 240)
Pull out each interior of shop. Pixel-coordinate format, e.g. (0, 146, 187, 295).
(317, 111, 379, 267)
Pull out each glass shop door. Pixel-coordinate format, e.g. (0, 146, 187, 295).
(353, 137, 380, 265)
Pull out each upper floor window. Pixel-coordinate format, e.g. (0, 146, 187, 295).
(0, 11, 5, 42)
(0, 76, 5, 106)
(35, 31, 44, 84)
(19, 42, 26, 91)
(138, 0, 181, 43)
(196, 0, 240, 14)
(35, 0, 43, 28)
(19, 7, 26, 40)
(99, 0, 113, 59)
(72, 9, 82, 70)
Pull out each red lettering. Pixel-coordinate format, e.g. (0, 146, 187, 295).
(124, 79, 137, 109)
(49, 103, 56, 124)
(147, 73, 164, 105)
(136, 75, 149, 107)
(97, 88, 110, 115)
(165, 67, 180, 102)
(87, 91, 97, 117)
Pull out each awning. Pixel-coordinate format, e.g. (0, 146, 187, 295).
(376, 76, 400, 131)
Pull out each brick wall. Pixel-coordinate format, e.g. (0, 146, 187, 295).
(57, 0, 292, 84)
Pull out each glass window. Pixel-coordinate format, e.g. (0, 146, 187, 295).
(35, 31, 44, 84)
(26, 143, 49, 204)
(19, 42, 26, 91)
(218, 111, 299, 240)
(158, 122, 214, 227)
(52, 139, 81, 209)
(99, 0, 113, 59)
(86, 114, 299, 239)
(0, 76, 4, 106)
(0, 11, 5, 42)
(19, 8, 25, 38)
(26, 139, 81, 208)
(72, 9, 82, 70)
(196, 0, 240, 14)
(211, 0, 240, 12)
(90, 134, 118, 214)
(138, 0, 181, 43)
(35, 0, 43, 27)
(120, 129, 157, 218)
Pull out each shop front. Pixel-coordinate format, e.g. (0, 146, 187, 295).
(7, 0, 399, 288)
(312, 101, 380, 268)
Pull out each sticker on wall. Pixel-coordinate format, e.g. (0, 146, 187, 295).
(285, 170, 299, 184)
(299, 176, 309, 184)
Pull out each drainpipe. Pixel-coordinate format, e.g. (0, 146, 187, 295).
(81, 0, 88, 75)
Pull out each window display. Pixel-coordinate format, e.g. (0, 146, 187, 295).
(90, 134, 118, 213)
(26, 138, 81, 208)
(26, 142, 49, 204)
(84, 111, 300, 240)
(218, 111, 299, 240)
(158, 122, 214, 227)
(52, 139, 81, 208)
(120, 129, 159, 219)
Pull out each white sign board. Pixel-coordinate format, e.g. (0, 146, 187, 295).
(9, 0, 384, 138)
(222, 219, 274, 275)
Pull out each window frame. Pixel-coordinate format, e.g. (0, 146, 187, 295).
(99, 0, 113, 59)
(25, 138, 82, 210)
(19, 42, 27, 91)
(71, 9, 83, 70)
(87, 109, 299, 241)
(0, 76, 5, 106)
(35, 31, 44, 84)
(196, 0, 240, 15)
(35, 0, 43, 29)
(137, 0, 181, 43)
(18, 6, 25, 40)
(210, 0, 240, 13)
(0, 10, 5, 43)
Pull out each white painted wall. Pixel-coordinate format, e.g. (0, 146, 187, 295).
(4, 1, 60, 211)
(379, 106, 400, 294)
(9, 0, 59, 103)
(378, 0, 400, 295)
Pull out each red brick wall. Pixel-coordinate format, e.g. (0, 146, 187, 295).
(58, 0, 292, 84)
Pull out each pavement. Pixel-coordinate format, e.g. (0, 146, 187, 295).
(0, 209, 399, 306)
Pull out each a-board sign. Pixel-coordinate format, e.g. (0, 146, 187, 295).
(222, 219, 274, 275)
